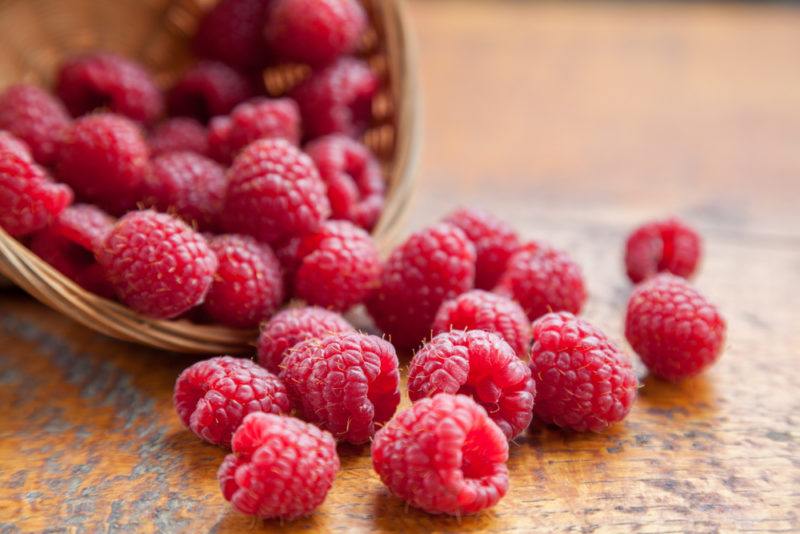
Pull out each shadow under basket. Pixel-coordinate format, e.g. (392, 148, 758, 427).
(0, 0, 418, 354)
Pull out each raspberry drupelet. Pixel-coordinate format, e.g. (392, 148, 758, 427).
(624, 217, 702, 283)
(54, 204, 115, 254)
(0, 131, 33, 162)
(167, 61, 254, 123)
(193, 0, 273, 71)
(148, 118, 209, 157)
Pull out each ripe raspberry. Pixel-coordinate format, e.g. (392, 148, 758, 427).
(193, 0, 272, 71)
(291, 57, 379, 139)
(371, 393, 509, 515)
(444, 208, 520, 290)
(55, 52, 164, 124)
(433, 290, 532, 357)
(625, 273, 726, 381)
(174, 356, 291, 447)
(54, 204, 115, 253)
(143, 151, 226, 230)
(202, 235, 283, 328)
(97, 210, 218, 319)
(221, 138, 330, 244)
(496, 242, 586, 322)
(148, 118, 209, 156)
(305, 135, 385, 230)
(167, 61, 254, 123)
(0, 84, 71, 166)
(281, 332, 400, 444)
(207, 97, 301, 164)
(0, 151, 73, 238)
(367, 223, 476, 349)
(219, 412, 339, 520)
(56, 113, 149, 215)
(256, 306, 354, 373)
(624, 217, 702, 283)
(529, 312, 637, 432)
(265, 0, 367, 66)
(0, 131, 32, 162)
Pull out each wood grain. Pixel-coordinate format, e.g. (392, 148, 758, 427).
(2, 1, 800, 532)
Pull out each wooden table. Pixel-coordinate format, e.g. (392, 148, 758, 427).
(2, 1, 799, 532)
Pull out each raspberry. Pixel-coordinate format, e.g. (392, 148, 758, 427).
(256, 306, 354, 373)
(0, 131, 32, 162)
(371, 393, 509, 515)
(444, 208, 520, 290)
(529, 312, 638, 432)
(265, 0, 367, 66)
(167, 61, 254, 123)
(624, 217, 702, 283)
(193, 0, 272, 71)
(0, 151, 73, 238)
(625, 273, 726, 381)
(202, 235, 284, 328)
(496, 242, 586, 322)
(207, 97, 301, 164)
(367, 223, 476, 349)
(149, 118, 209, 156)
(221, 138, 330, 244)
(291, 57, 379, 139)
(174, 356, 291, 447)
(53, 204, 115, 253)
(218, 412, 339, 520)
(0, 84, 72, 166)
(143, 151, 226, 230)
(55, 52, 164, 124)
(56, 113, 149, 215)
(281, 332, 400, 444)
(97, 210, 218, 319)
(433, 290, 532, 358)
(305, 135, 385, 230)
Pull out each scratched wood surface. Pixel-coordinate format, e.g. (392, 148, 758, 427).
(2, 1, 800, 532)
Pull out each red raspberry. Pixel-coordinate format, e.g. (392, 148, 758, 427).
(433, 290, 532, 358)
(54, 204, 115, 253)
(367, 223, 476, 349)
(174, 356, 291, 447)
(221, 138, 330, 244)
(0, 151, 73, 238)
(97, 210, 218, 319)
(167, 61, 254, 123)
(291, 57, 379, 139)
(256, 306, 354, 373)
(56, 113, 149, 215)
(143, 151, 226, 230)
(0, 84, 72, 166)
(193, 0, 272, 72)
(148, 118, 209, 156)
(218, 412, 339, 520)
(624, 217, 702, 284)
(207, 97, 301, 164)
(55, 52, 164, 124)
(529, 312, 638, 432)
(281, 332, 400, 444)
(265, 0, 367, 66)
(496, 242, 586, 322)
(202, 235, 284, 328)
(371, 393, 509, 515)
(444, 207, 520, 290)
(625, 273, 726, 381)
(305, 135, 385, 230)
(0, 131, 32, 162)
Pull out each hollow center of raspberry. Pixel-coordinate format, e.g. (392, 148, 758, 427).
(461, 425, 499, 480)
(81, 90, 113, 114)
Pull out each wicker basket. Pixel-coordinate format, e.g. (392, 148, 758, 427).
(0, 0, 417, 354)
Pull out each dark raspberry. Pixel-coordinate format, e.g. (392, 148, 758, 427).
(624, 217, 702, 283)
(148, 118, 209, 156)
(281, 332, 400, 444)
(530, 312, 638, 432)
(193, 0, 272, 71)
(219, 412, 339, 520)
(625, 273, 726, 381)
(56, 113, 149, 215)
(174, 356, 291, 447)
(433, 290, 532, 357)
(221, 138, 330, 244)
(55, 52, 164, 124)
(371, 393, 509, 515)
(97, 210, 218, 319)
(0, 84, 71, 166)
(305, 134, 385, 230)
(367, 223, 476, 349)
(0, 131, 32, 162)
(265, 0, 367, 66)
(54, 204, 115, 253)
(202, 235, 284, 328)
(256, 306, 354, 373)
(167, 61, 254, 123)
(291, 57, 379, 139)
